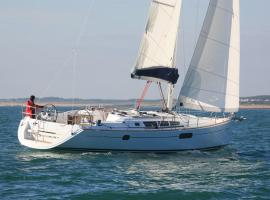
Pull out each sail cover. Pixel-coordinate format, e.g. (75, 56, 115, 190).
(131, 0, 182, 84)
(179, 0, 240, 112)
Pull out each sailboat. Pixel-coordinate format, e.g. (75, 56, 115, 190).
(18, 0, 240, 151)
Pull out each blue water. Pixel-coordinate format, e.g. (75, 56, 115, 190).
(0, 107, 269, 199)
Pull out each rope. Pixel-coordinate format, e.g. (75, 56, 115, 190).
(136, 81, 152, 110)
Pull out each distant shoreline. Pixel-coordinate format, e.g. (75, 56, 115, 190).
(1, 101, 270, 110)
(0, 102, 125, 108)
(239, 104, 270, 110)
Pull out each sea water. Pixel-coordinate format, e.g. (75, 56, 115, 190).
(0, 107, 269, 199)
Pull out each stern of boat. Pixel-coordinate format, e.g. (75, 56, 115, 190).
(18, 116, 83, 150)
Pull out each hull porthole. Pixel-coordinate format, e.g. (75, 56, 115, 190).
(179, 133, 193, 139)
(122, 135, 130, 140)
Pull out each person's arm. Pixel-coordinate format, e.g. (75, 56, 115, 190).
(35, 104, 44, 109)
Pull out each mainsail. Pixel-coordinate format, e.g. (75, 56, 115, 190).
(131, 0, 182, 84)
(179, 0, 240, 112)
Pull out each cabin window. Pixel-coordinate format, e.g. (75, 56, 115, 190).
(143, 121, 158, 128)
(170, 121, 180, 126)
(179, 133, 193, 139)
(160, 121, 169, 127)
(135, 122, 140, 127)
(97, 120, 102, 126)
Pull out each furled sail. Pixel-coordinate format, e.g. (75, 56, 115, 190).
(179, 0, 240, 112)
(131, 0, 182, 84)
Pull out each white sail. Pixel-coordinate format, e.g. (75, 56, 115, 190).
(179, 0, 240, 112)
(131, 0, 182, 84)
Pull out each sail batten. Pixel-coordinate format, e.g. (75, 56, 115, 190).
(131, 0, 181, 84)
(179, 0, 240, 113)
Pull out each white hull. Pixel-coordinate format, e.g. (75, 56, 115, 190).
(18, 110, 233, 152)
(58, 123, 232, 152)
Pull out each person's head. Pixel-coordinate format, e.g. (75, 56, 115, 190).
(30, 95, 35, 102)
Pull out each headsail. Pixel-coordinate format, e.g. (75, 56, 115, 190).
(131, 0, 182, 84)
(179, 0, 240, 112)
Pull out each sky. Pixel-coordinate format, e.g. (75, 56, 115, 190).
(0, 0, 269, 99)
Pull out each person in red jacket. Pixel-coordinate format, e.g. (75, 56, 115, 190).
(25, 95, 44, 119)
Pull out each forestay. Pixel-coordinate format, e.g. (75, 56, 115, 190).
(179, 0, 240, 112)
(131, 0, 181, 84)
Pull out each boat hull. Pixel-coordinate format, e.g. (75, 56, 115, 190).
(58, 122, 232, 152)
(18, 114, 233, 152)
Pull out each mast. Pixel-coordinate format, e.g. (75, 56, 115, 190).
(167, 83, 174, 110)
(131, 0, 182, 111)
(167, 14, 180, 111)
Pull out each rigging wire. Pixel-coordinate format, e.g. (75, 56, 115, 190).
(157, 82, 167, 110)
(39, 0, 95, 106)
(39, 53, 73, 99)
(70, 0, 95, 110)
